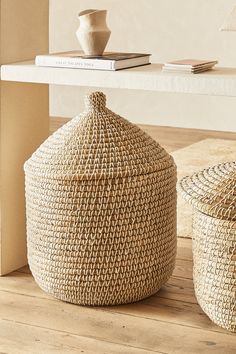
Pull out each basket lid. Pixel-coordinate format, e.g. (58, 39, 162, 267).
(24, 91, 175, 180)
(180, 161, 236, 220)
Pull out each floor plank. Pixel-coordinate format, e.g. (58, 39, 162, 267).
(172, 259, 193, 279)
(0, 271, 230, 336)
(177, 237, 193, 261)
(0, 291, 235, 354)
(140, 124, 236, 152)
(156, 276, 195, 304)
(0, 320, 156, 354)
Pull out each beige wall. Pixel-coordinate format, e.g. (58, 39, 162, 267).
(50, 0, 236, 131)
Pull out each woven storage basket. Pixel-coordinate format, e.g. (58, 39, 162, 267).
(180, 161, 236, 332)
(24, 91, 177, 306)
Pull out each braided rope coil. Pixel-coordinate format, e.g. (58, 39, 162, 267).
(25, 91, 177, 305)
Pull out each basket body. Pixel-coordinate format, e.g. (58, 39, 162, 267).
(180, 161, 236, 331)
(193, 210, 236, 332)
(26, 170, 176, 305)
(25, 92, 177, 306)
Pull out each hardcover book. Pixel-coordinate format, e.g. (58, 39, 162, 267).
(35, 51, 151, 71)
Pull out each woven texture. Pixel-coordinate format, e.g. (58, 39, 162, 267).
(180, 161, 236, 221)
(180, 162, 236, 332)
(24, 91, 177, 306)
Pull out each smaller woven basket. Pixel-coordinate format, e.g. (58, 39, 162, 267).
(24, 91, 177, 306)
(180, 161, 236, 332)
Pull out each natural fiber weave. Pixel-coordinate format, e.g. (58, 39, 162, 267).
(180, 161, 236, 221)
(24, 91, 177, 306)
(180, 162, 236, 332)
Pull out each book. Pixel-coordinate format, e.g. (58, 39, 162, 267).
(163, 63, 216, 71)
(162, 65, 215, 74)
(162, 67, 214, 74)
(35, 51, 151, 71)
(162, 59, 218, 74)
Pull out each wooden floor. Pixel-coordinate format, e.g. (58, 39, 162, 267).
(1, 119, 236, 354)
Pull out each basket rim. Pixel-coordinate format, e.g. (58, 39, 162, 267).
(179, 161, 236, 221)
(24, 160, 176, 182)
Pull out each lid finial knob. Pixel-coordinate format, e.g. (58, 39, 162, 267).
(85, 91, 106, 111)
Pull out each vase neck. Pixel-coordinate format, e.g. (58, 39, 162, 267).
(79, 9, 107, 27)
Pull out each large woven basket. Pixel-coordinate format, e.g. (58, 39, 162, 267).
(24, 91, 177, 306)
(180, 161, 236, 332)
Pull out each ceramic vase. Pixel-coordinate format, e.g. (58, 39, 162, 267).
(76, 9, 111, 56)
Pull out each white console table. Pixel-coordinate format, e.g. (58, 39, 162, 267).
(2, 61, 236, 96)
(1, 1, 236, 275)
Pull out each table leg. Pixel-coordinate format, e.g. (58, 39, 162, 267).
(0, 81, 49, 275)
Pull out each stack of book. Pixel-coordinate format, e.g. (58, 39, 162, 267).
(162, 59, 218, 74)
(35, 51, 151, 71)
